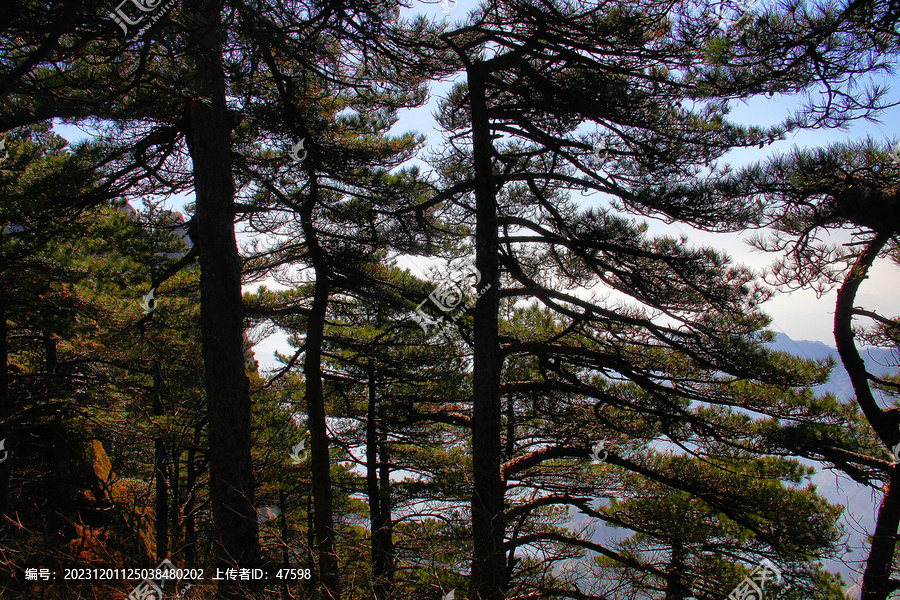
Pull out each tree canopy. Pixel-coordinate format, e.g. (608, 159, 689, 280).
(0, 0, 898, 599)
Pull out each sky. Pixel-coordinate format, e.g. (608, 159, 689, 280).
(381, 30, 900, 349)
(265, 69, 900, 371)
(51, 1, 900, 370)
(38, 3, 899, 591)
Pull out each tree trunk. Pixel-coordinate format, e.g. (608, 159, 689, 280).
(153, 362, 169, 561)
(43, 330, 57, 374)
(299, 178, 341, 600)
(280, 489, 290, 600)
(184, 424, 201, 566)
(307, 493, 317, 590)
(0, 295, 9, 514)
(468, 65, 506, 600)
(836, 233, 900, 600)
(170, 446, 179, 561)
(863, 473, 900, 600)
(833, 232, 893, 445)
(367, 359, 394, 600)
(183, 0, 258, 587)
(154, 436, 169, 561)
(378, 418, 395, 583)
(664, 538, 688, 600)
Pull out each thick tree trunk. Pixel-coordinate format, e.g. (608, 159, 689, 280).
(307, 493, 317, 588)
(183, 0, 258, 587)
(836, 233, 900, 600)
(299, 179, 341, 600)
(664, 539, 688, 600)
(367, 359, 394, 600)
(468, 65, 506, 600)
(834, 232, 893, 444)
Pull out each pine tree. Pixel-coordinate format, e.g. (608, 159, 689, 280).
(2, 3, 438, 596)
(693, 139, 900, 600)
(430, 0, 891, 597)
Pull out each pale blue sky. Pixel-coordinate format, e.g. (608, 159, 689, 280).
(41, 5, 898, 590)
(50, 2, 900, 368)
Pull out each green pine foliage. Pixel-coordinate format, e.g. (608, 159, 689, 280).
(0, 0, 898, 599)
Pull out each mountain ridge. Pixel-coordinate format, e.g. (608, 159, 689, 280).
(769, 333, 895, 400)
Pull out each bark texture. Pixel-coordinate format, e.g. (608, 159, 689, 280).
(468, 65, 506, 600)
(183, 0, 259, 589)
(837, 233, 900, 600)
(0, 297, 8, 514)
(153, 362, 168, 561)
(367, 359, 395, 600)
(864, 474, 900, 600)
(299, 178, 342, 599)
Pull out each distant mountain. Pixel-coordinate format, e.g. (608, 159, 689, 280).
(768, 333, 896, 401)
(574, 334, 895, 592)
(769, 334, 896, 592)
